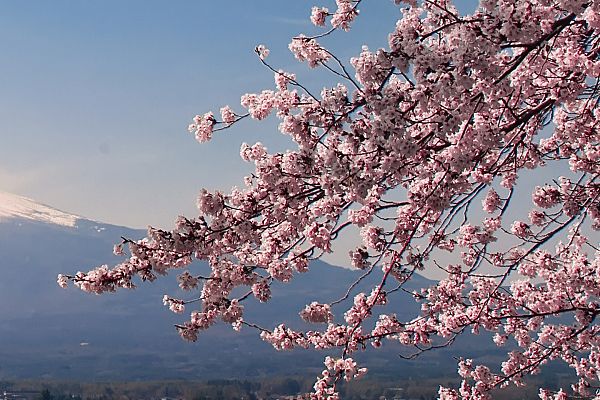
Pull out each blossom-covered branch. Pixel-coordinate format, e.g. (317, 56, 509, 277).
(62, 0, 600, 398)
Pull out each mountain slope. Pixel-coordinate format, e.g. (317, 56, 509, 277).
(0, 192, 505, 381)
(0, 191, 80, 227)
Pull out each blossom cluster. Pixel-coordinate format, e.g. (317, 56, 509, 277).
(63, 0, 600, 398)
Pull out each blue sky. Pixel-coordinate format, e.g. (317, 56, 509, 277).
(0, 1, 476, 229)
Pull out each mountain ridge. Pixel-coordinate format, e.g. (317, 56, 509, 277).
(0, 191, 84, 228)
(0, 191, 512, 382)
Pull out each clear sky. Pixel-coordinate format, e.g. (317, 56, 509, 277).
(0, 1, 477, 230)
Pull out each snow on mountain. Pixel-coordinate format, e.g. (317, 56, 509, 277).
(0, 191, 459, 382)
(0, 191, 81, 227)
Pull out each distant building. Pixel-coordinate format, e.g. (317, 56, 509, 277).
(2, 390, 40, 400)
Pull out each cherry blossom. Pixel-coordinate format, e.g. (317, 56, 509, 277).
(62, 0, 600, 398)
(310, 7, 329, 27)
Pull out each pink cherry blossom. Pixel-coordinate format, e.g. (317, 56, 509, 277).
(219, 105, 236, 124)
(63, 1, 600, 398)
(310, 6, 328, 27)
(254, 44, 269, 60)
(188, 112, 215, 143)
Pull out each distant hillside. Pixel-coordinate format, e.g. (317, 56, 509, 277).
(0, 191, 512, 381)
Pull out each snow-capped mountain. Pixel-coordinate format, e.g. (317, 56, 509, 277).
(0, 192, 363, 379)
(0, 192, 496, 382)
(0, 191, 80, 227)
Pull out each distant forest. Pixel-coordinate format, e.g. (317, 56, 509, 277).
(0, 375, 572, 400)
